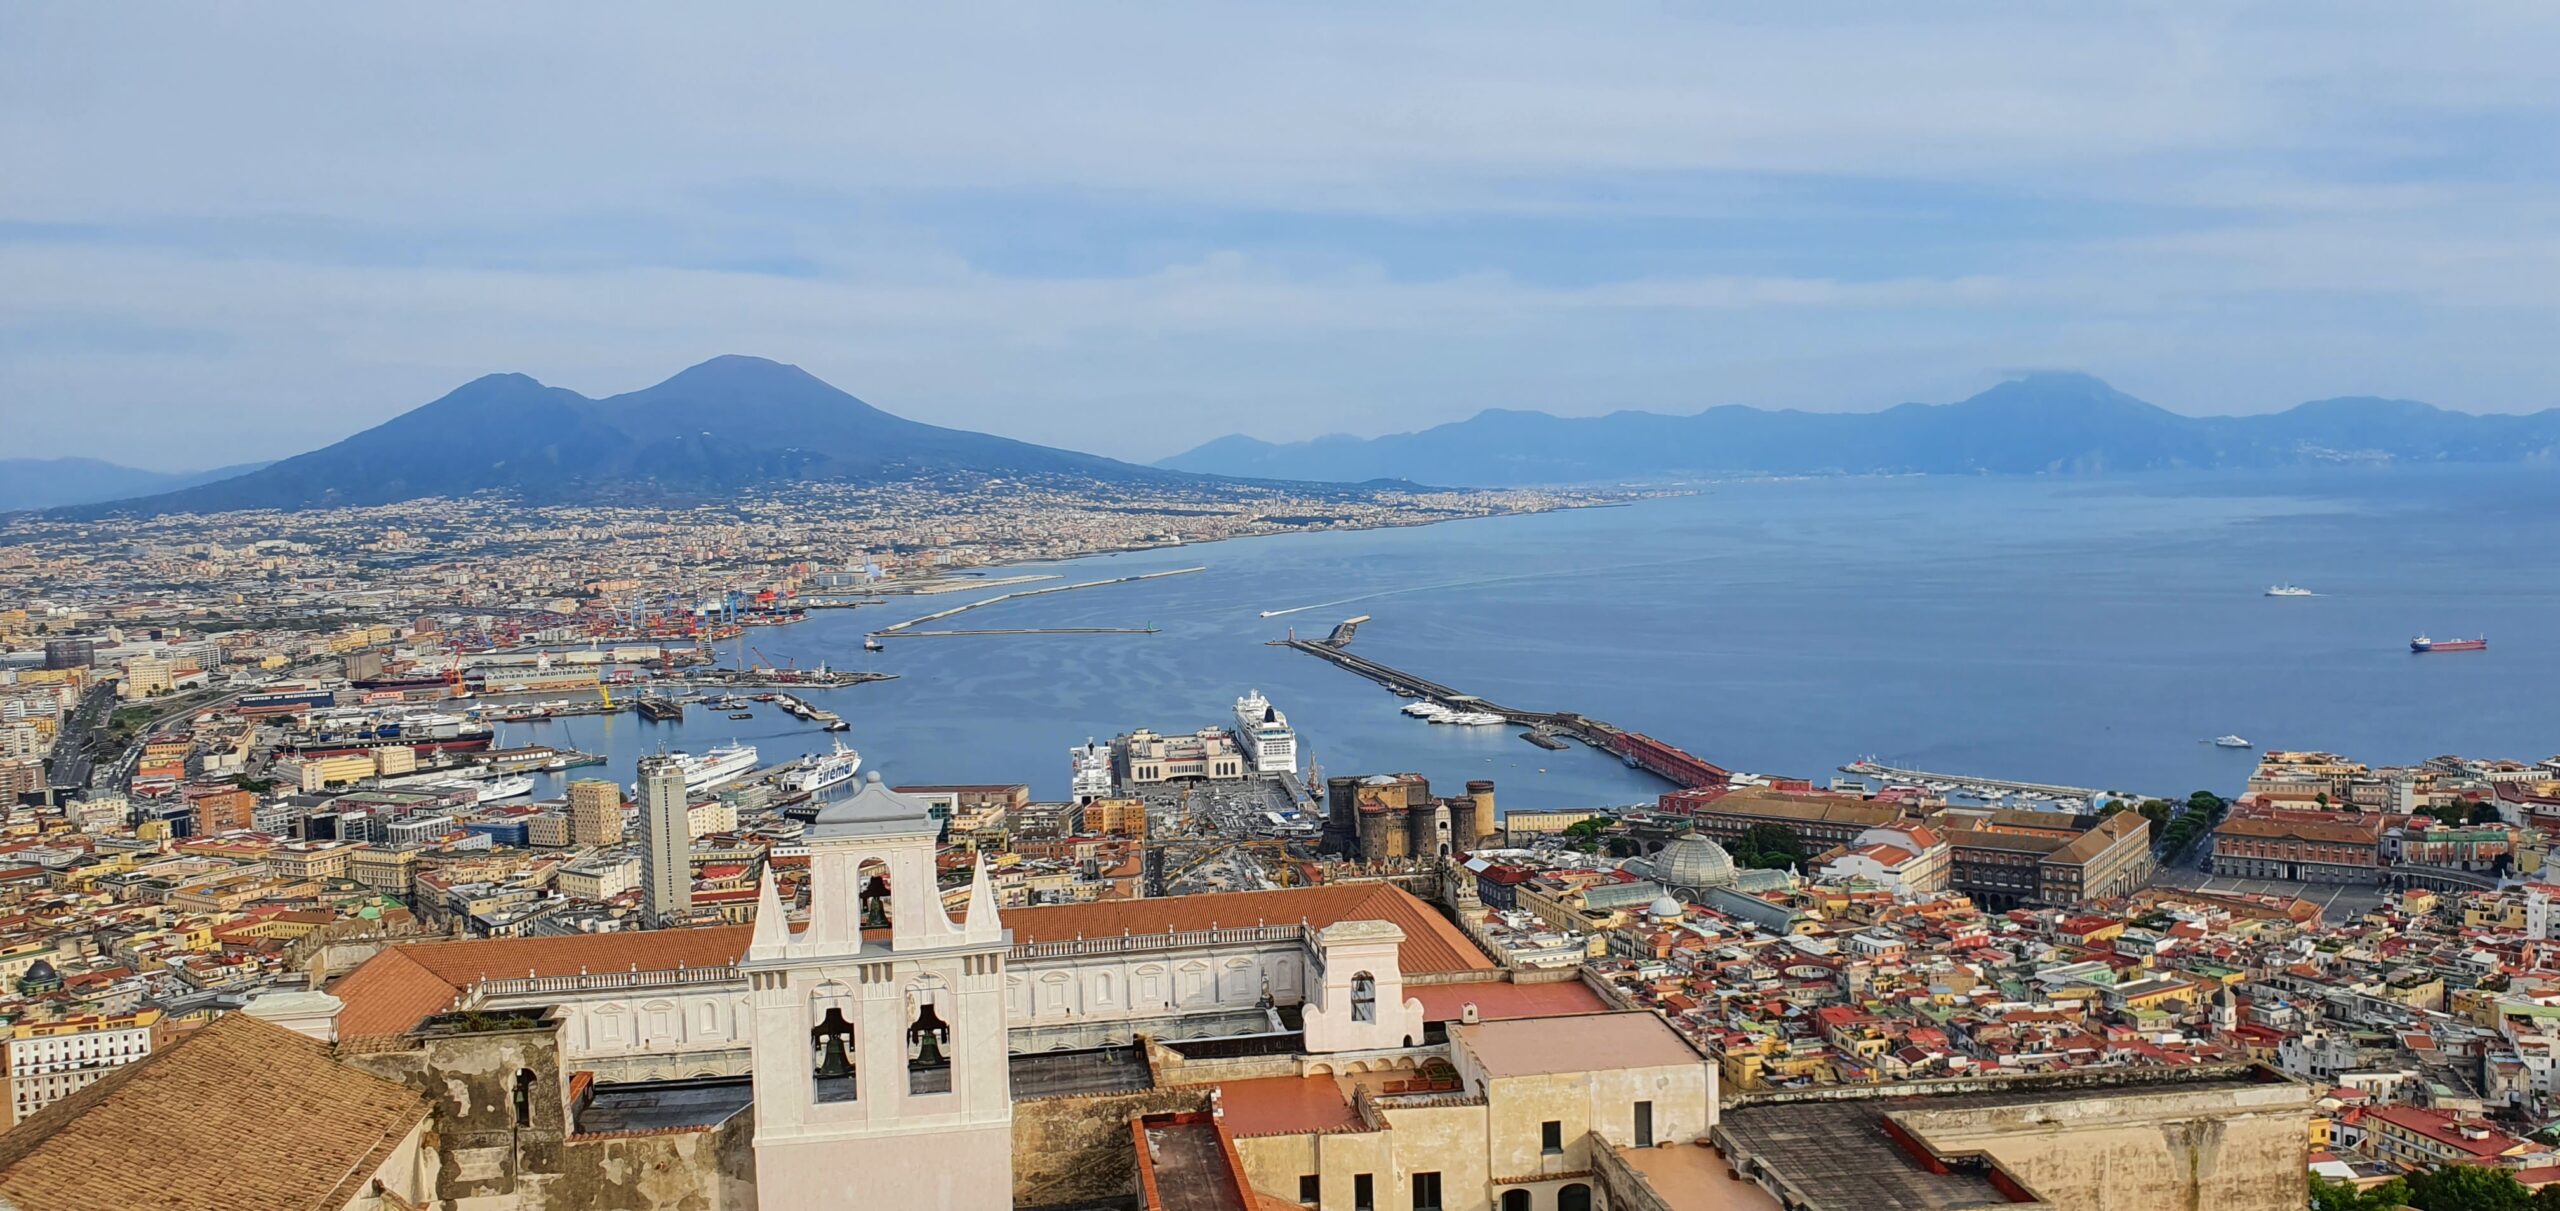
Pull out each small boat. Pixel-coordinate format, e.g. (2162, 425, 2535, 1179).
(2209, 735, 2251, 749)
(2411, 635, 2488, 653)
(728, 711, 754, 720)
(2265, 584, 2314, 598)
(863, 638, 885, 652)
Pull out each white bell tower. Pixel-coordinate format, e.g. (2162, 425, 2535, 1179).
(744, 771, 1012, 1208)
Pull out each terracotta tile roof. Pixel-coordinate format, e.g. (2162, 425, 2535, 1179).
(1006, 883, 1493, 975)
(1411, 980, 1608, 1023)
(330, 925, 752, 1040)
(0, 1012, 429, 1211)
(1215, 1075, 1364, 1138)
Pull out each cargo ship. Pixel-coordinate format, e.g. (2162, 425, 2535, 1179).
(278, 714, 495, 758)
(2410, 635, 2487, 653)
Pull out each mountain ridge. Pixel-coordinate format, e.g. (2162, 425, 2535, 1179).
(0, 458, 274, 513)
(1158, 372, 2560, 484)
(54, 356, 1199, 517)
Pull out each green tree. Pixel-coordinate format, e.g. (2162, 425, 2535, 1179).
(1731, 823, 1807, 871)
(2187, 790, 2227, 819)
(2532, 1180, 2560, 1210)
(2406, 1163, 2529, 1211)
(2139, 799, 2176, 841)
(2312, 1174, 2408, 1211)
(2470, 801, 2506, 825)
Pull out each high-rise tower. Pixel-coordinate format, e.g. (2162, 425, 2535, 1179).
(743, 770, 1012, 1208)
(634, 756, 690, 927)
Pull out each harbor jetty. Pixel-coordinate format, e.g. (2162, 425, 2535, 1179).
(1273, 617, 1729, 790)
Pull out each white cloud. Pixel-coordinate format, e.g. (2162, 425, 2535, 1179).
(3, 2, 2559, 464)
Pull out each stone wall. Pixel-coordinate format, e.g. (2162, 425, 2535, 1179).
(557, 1110, 758, 1211)
(344, 1014, 576, 1207)
(1014, 1086, 1213, 1209)
(1894, 1082, 2313, 1211)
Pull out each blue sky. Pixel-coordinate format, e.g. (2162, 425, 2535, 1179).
(5, 2, 2559, 468)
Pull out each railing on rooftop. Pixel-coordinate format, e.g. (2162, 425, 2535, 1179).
(1010, 924, 1308, 959)
(473, 965, 742, 997)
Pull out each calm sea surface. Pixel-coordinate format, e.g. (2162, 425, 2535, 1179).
(503, 469, 2560, 813)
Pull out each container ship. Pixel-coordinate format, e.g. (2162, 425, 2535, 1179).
(278, 715, 494, 758)
(2410, 635, 2487, 653)
(779, 741, 862, 795)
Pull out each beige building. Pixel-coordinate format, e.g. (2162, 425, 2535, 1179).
(1118, 727, 1246, 785)
(1228, 1011, 1715, 1211)
(116, 655, 174, 699)
(557, 855, 639, 901)
(1707, 1067, 2314, 1211)
(350, 846, 418, 895)
(264, 840, 360, 881)
(284, 754, 377, 791)
(567, 779, 625, 846)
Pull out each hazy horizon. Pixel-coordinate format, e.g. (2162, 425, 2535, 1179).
(8, 4, 2560, 467)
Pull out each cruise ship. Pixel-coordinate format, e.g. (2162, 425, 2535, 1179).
(667, 743, 760, 793)
(1233, 689, 1299, 775)
(779, 741, 862, 795)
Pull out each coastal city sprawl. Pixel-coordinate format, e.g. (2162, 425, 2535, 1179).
(0, 485, 2543, 1210)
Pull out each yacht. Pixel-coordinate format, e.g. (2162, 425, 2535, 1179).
(2265, 584, 2314, 598)
(2210, 735, 2252, 749)
(1438, 711, 1507, 727)
(1401, 702, 1449, 720)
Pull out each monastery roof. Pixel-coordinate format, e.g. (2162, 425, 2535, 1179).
(1452, 1010, 1703, 1079)
(330, 925, 752, 1040)
(0, 1012, 430, 1211)
(1411, 980, 1609, 1024)
(1216, 1075, 1365, 1138)
(1007, 883, 1493, 975)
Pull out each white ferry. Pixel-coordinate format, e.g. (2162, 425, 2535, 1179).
(436, 774, 535, 803)
(781, 741, 863, 795)
(1233, 689, 1299, 775)
(670, 743, 759, 793)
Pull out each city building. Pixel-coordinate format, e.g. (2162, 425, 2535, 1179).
(567, 778, 625, 846)
(4, 1009, 161, 1126)
(2212, 812, 2384, 884)
(635, 755, 690, 926)
(1116, 727, 1246, 786)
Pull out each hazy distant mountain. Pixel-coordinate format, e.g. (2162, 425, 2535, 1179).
(60, 356, 1199, 516)
(1159, 373, 2560, 485)
(0, 458, 272, 512)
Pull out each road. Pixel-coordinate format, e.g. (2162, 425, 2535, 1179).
(44, 683, 114, 791)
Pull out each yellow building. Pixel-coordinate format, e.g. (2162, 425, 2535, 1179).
(1227, 1011, 1714, 1211)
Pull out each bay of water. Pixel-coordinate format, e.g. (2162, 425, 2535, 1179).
(504, 469, 2559, 812)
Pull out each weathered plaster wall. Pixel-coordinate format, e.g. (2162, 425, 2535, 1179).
(1896, 1083, 2315, 1211)
(1014, 1086, 1212, 1209)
